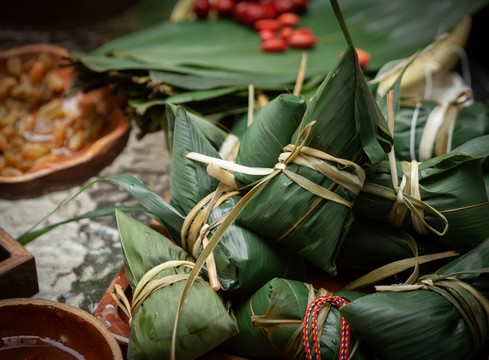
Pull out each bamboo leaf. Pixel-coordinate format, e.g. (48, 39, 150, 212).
(17, 174, 185, 245)
(169, 106, 222, 215)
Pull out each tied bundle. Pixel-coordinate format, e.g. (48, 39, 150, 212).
(379, 42, 489, 166)
(112, 210, 237, 360)
(221, 278, 370, 360)
(340, 237, 489, 360)
(164, 104, 306, 294)
(354, 135, 489, 252)
(186, 0, 393, 275)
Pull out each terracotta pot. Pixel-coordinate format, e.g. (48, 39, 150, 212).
(0, 44, 131, 199)
(0, 297, 123, 359)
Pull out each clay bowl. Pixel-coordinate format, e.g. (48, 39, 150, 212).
(0, 297, 123, 359)
(0, 44, 131, 200)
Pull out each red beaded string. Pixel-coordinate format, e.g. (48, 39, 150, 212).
(303, 296, 350, 360)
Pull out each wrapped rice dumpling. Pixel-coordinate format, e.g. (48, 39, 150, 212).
(353, 135, 489, 251)
(114, 209, 237, 360)
(222, 278, 371, 360)
(393, 99, 489, 164)
(340, 237, 489, 360)
(166, 105, 306, 294)
(233, 23, 392, 274)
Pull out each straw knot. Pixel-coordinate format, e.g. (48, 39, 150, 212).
(395, 175, 407, 204)
(110, 260, 199, 326)
(274, 163, 287, 171)
(377, 268, 489, 354)
(200, 223, 210, 238)
(419, 278, 435, 287)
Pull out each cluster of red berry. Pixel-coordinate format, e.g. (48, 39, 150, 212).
(192, 0, 316, 52)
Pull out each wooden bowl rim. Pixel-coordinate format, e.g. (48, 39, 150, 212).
(0, 297, 124, 359)
(0, 43, 69, 60)
(0, 44, 131, 186)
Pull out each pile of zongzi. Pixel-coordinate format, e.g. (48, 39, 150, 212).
(16, 1, 489, 359)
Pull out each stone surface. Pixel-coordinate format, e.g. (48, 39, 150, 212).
(0, 0, 175, 314)
(0, 130, 170, 313)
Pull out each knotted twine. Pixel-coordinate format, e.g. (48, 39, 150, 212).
(250, 284, 355, 360)
(376, 269, 489, 354)
(303, 296, 350, 360)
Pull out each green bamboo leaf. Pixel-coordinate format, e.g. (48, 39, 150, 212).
(16, 174, 185, 245)
(169, 106, 222, 215)
(235, 93, 307, 187)
(165, 103, 227, 153)
(336, 219, 423, 272)
(80, 1, 487, 76)
(115, 209, 192, 287)
(149, 69, 296, 91)
(17, 205, 144, 245)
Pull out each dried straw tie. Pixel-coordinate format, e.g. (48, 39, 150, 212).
(186, 120, 366, 214)
(376, 268, 489, 353)
(362, 91, 448, 237)
(110, 260, 201, 325)
(180, 182, 241, 291)
(417, 90, 472, 161)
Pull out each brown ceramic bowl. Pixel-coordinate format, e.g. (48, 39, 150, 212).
(0, 44, 131, 200)
(0, 297, 123, 359)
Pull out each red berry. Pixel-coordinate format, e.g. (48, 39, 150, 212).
(193, 0, 211, 19)
(262, 2, 278, 19)
(214, 0, 234, 18)
(356, 48, 371, 68)
(293, 27, 312, 35)
(254, 19, 282, 31)
(259, 28, 276, 41)
(278, 12, 300, 27)
(287, 32, 316, 48)
(279, 26, 294, 40)
(261, 38, 287, 52)
(233, 1, 250, 23)
(236, 2, 268, 25)
(272, 0, 297, 14)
